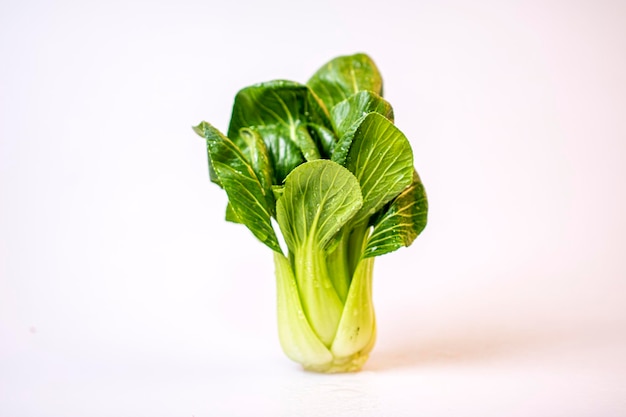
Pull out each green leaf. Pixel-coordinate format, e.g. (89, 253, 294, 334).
(252, 124, 305, 184)
(364, 171, 428, 258)
(307, 53, 383, 112)
(306, 123, 337, 159)
(332, 91, 394, 136)
(293, 124, 321, 162)
(193, 121, 222, 187)
(225, 202, 241, 224)
(271, 184, 284, 201)
(228, 80, 330, 136)
(226, 81, 332, 182)
(276, 160, 363, 251)
(203, 122, 282, 253)
(345, 113, 414, 226)
(238, 128, 274, 207)
(330, 91, 394, 165)
(228, 80, 305, 136)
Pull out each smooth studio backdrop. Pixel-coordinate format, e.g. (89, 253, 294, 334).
(1, 0, 625, 416)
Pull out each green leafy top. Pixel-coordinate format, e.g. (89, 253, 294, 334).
(194, 53, 427, 261)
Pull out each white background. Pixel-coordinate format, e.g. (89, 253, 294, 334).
(2, 0, 626, 416)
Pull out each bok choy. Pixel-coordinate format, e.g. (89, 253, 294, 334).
(194, 53, 428, 372)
